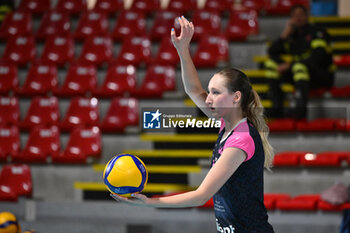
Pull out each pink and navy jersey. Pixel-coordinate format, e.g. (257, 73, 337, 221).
(211, 118, 274, 233)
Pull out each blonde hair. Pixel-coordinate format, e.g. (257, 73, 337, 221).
(217, 68, 274, 169)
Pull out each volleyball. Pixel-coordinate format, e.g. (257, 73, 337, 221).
(0, 212, 21, 233)
(103, 154, 148, 195)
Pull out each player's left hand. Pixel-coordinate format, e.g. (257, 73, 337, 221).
(110, 193, 150, 207)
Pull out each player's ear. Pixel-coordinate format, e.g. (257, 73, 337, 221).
(232, 91, 241, 104)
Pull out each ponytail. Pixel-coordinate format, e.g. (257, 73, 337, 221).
(246, 89, 274, 169)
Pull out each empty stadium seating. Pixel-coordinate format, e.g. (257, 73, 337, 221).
(0, 126, 20, 162)
(264, 0, 310, 15)
(36, 10, 71, 40)
(150, 11, 180, 41)
(111, 10, 147, 41)
(17, 62, 58, 96)
(18, 0, 50, 15)
(93, 0, 124, 15)
(132, 65, 176, 98)
(202, 0, 233, 13)
(114, 36, 152, 66)
(39, 35, 75, 66)
(52, 126, 101, 163)
(129, 0, 161, 15)
(54, 62, 97, 96)
(20, 96, 60, 130)
(0, 62, 18, 95)
(74, 11, 109, 40)
(153, 37, 179, 66)
(2, 35, 36, 66)
(0, 11, 32, 39)
(59, 97, 99, 131)
(55, 0, 88, 15)
(12, 125, 60, 163)
(78, 35, 113, 66)
(0, 97, 19, 127)
(99, 97, 139, 132)
(165, 0, 197, 14)
(193, 35, 229, 67)
(0, 163, 32, 201)
(93, 64, 137, 97)
(225, 9, 259, 41)
(191, 10, 222, 41)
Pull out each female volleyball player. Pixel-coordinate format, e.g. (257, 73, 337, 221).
(112, 16, 275, 233)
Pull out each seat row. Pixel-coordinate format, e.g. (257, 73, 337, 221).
(200, 193, 350, 211)
(268, 118, 350, 132)
(0, 63, 176, 98)
(0, 96, 139, 132)
(0, 125, 102, 164)
(1, 33, 229, 68)
(0, 9, 259, 42)
(15, 0, 308, 16)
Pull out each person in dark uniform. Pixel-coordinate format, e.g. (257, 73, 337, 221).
(265, 4, 334, 119)
(112, 16, 275, 233)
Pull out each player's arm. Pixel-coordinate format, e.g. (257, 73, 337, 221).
(171, 16, 212, 118)
(112, 147, 246, 208)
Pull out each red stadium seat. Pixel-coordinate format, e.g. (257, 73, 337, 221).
(330, 85, 350, 98)
(268, 118, 296, 132)
(202, 0, 233, 13)
(225, 9, 259, 41)
(264, 0, 309, 15)
(264, 193, 291, 210)
(0, 11, 33, 39)
(40, 35, 75, 66)
(0, 126, 20, 162)
(296, 118, 338, 132)
(59, 97, 99, 131)
(94, 64, 136, 97)
(193, 35, 229, 68)
(0, 97, 19, 126)
(36, 10, 71, 40)
(93, 0, 124, 14)
(78, 36, 113, 66)
(0, 164, 32, 198)
(55, 63, 97, 96)
(52, 126, 101, 163)
(150, 11, 180, 41)
(100, 97, 139, 132)
(55, 0, 88, 15)
(0, 62, 19, 95)
(153, 37, 179, 66)
(273, 151, 309, 167)
(0, 184, 18, 202)
(18, 62, 58, 96)
(192, 10, 222, 41)
(129, 0, 160, 15)
(18, 0, 51, 14)
(334, 55, 350, 67)
(12, 125, 60, 163)
(300, 151, 350, 167)
(115, 36, 152, 66)
(335, 119, 350, 132)
(20, 96, 60, 130)
(275, 194, 320, 211)
(2, 35, 36, 66)
(318, 199, 345, 211)
(133, 65, 176, 98)
(165, 0, 197, 14)
(235, 0, 265, 12)
(111, 11, 146, 41)
(74, 11, 109, 40)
